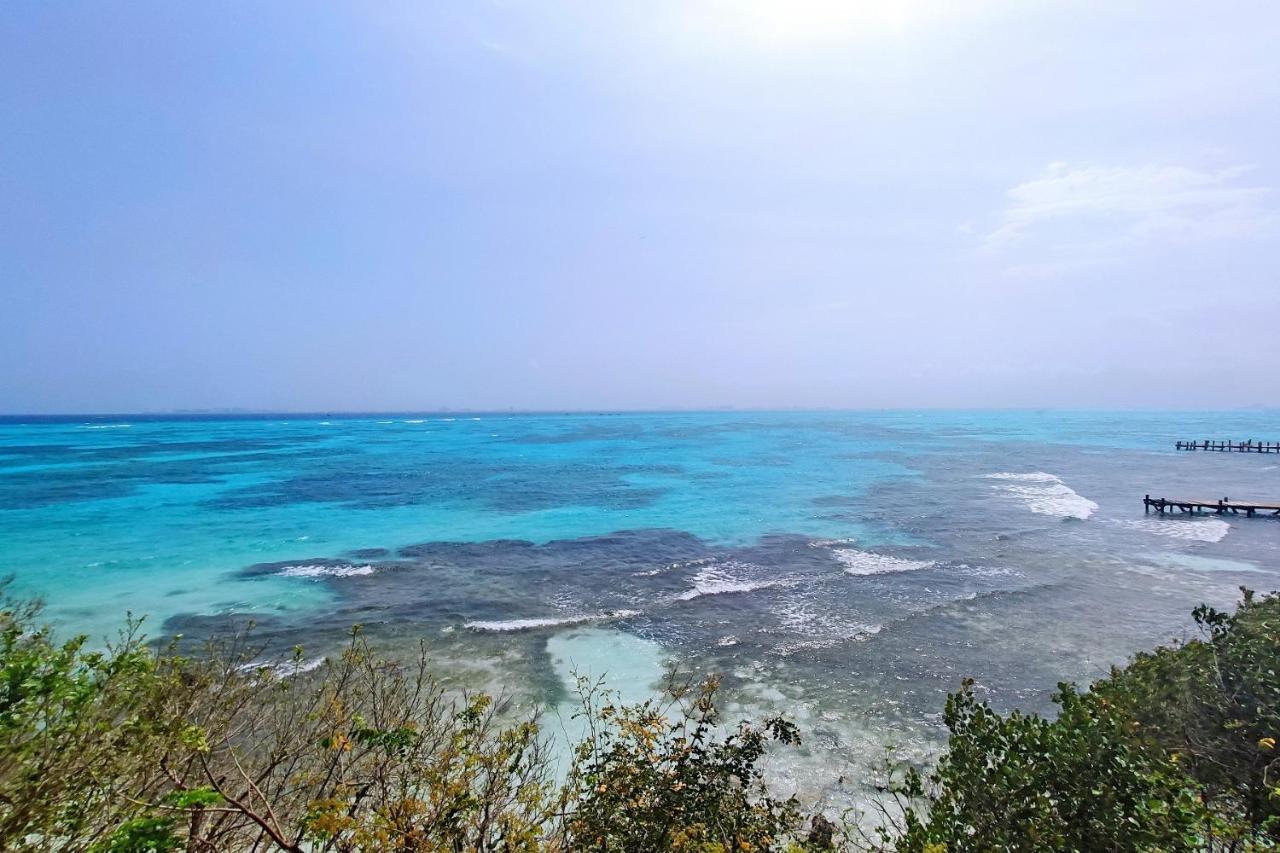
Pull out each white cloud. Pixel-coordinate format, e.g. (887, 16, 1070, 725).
(981, 162, 1276, 273)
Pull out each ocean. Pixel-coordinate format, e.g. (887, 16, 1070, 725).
(2, 410, 1277, 805)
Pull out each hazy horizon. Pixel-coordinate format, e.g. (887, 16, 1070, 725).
(4, 1, 1278, 413)
(3, 404, 1279, 420)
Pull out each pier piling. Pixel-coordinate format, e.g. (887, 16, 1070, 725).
(1143, 496, 1280, 518)
(1175, 440, 1280, 453)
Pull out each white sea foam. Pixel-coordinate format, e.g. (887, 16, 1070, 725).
(985, 472, 1097, 520)
(775, 598, 883, 655)
(403, 419, 425, 424)
(278, 656, 326, 675)
(808, 537, 858, 548)
(677, 563, 782, 601)
(774, 630, 882, 656)
(277, 563, 375, 579)
(1110, 518, 1230, 543)
(81, 423, 131, 429)
(636, 556, 716, 577)
(833, 548, 934, 576)
(465, 609, 639, 632)
(1159, 553, 1262, 573)
(241, 656, 326, 677)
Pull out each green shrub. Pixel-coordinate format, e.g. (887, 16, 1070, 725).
(885, 589, 1280, 852)
(140, 630, 559, 852)
(0, 599, 558, 851)
(559, 675, 807, 851)
(1, 587, 1277, 851)
(0, 600, 179, 850)
(888, 680, 1204, 852)
(1096, 588, 1280, 844)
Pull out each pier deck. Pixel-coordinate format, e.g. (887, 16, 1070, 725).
(1175, 440, 1280, 453)
(1144, 495, 1280, 518)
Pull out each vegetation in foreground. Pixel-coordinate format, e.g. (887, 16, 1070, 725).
(0, 588, 1277, 851)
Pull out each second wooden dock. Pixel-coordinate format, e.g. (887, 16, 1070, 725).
(1176, 440, 1280, 453)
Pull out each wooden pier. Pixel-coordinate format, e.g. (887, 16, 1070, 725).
(1144, 495, 1280, 518)
(1175, 440, 1280, 453)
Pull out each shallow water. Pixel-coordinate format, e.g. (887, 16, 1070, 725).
(2, 410, 1278, 806)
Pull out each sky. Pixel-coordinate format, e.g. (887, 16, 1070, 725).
(2, 1, 1278, 412)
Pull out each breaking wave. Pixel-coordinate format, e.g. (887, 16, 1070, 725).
(808, 537, 858, 548)
(677, 563, 783, 601)
(985, 472, 1097, 520)
(277, 563, 375, 579)
(241, 656, 327, 677)
(464, 609, 639, 632)
(833, 548, 934, 576)
(635, 556, 716, 577)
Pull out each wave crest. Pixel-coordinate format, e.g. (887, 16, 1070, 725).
(277, 563, 375, 579)
(833, 548, 934, 576)
(985, 472, 1097, 520)
(677, 563, 782, 601)
(464, 610, 639, 632)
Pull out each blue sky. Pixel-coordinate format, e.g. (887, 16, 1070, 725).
(2, 1, 1278, 412)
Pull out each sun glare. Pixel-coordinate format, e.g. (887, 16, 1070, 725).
(702, 0, 918, 47)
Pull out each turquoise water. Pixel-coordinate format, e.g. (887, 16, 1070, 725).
(2, 410, 1278, 803)
(1, 411, 922, 634)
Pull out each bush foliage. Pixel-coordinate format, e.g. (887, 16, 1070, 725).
(0, 588, 1276, 851)
(562, 674, 804, 850)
